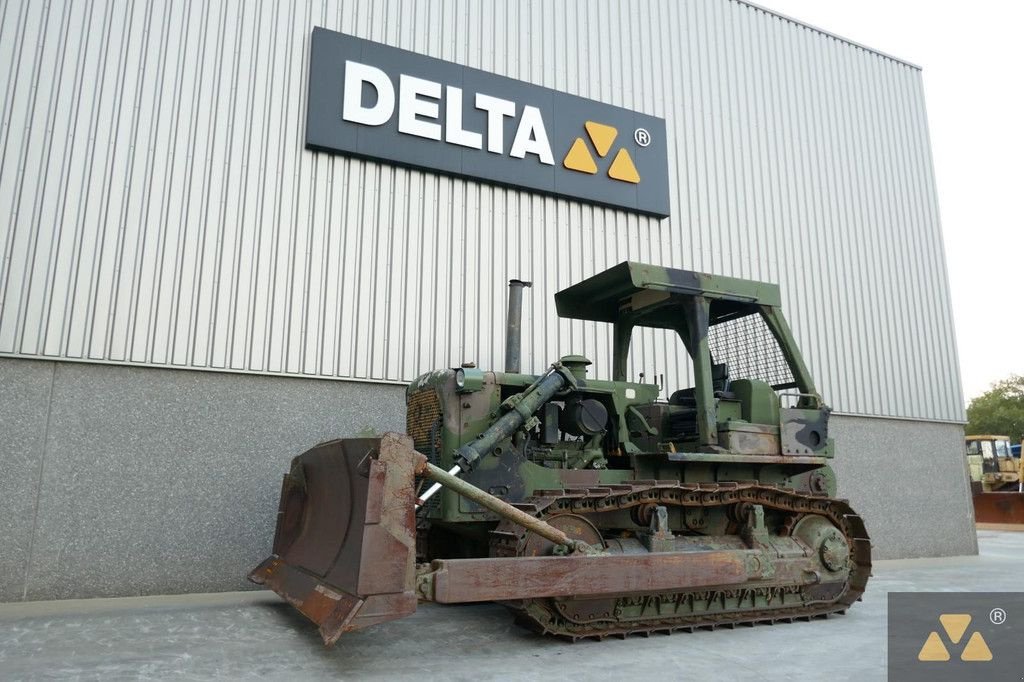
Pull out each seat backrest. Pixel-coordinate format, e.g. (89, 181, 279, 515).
(668, 387, 696, 406)
(711, 362, 729, 393)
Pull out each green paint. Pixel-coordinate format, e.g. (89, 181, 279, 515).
(407, 261, 837, 526)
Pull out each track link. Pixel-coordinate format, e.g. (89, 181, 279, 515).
(490, 481, 871, 640)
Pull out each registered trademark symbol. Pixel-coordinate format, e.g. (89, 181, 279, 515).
(634, 127, 651, 147)
(990, 607, 1006, 625)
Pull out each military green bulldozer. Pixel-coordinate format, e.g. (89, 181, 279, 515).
(250, 261, 870, 644)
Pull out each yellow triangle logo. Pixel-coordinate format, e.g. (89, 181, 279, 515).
(939, 614, 971, 644)
(608, 148, 640, 184)
(960, 632, 993, 662)
(917, 631, 950, 661)
(563, 137, 597, 174)
(584, 121, 617, 157)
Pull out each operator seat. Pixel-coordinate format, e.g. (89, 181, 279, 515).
(668, 362, 732, 406)
(665, 363, 731, 440)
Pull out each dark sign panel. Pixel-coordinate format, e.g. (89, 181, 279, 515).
(306, 28, 671, 217)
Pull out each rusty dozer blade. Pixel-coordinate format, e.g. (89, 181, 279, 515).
(249, 433, 420, 646)
(973, 491, 1024, 526)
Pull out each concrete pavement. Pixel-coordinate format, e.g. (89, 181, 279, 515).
(0, 530, 1020, 681)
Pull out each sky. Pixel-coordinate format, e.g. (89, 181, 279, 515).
(756, 0, 1024, 403)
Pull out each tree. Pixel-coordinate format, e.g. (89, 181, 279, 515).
(965, 375, 1024, 443)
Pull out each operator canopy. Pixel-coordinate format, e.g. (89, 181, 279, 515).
(555, 261, 782, 328)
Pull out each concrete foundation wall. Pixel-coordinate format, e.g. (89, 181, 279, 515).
(830, 415, 975, 559)
(0, 358, 975, 602)
(0, 358, 405, 602)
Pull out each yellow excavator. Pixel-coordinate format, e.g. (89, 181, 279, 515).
(966, 435, 1024, 526)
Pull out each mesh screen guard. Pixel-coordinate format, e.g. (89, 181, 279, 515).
(707, 312, 796, 390)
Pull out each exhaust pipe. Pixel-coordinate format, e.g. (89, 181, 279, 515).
(505, 279, 532, 373)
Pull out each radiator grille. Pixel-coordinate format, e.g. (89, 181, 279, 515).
(407, 388, 443, 459)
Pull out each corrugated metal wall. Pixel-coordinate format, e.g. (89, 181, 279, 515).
(0, 0, 964, 421)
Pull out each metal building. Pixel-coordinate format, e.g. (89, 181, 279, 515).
(0, 0, 973, 602)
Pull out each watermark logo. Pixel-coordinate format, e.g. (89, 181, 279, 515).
(917, 614, 992, 662)
(889, 592, 1020, 681)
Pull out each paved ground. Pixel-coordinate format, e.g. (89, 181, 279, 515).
(0, 530, 1020, 681)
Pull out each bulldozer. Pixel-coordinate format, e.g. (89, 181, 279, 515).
(967, 435, 1024, 526)
(250, 261, 871, 644)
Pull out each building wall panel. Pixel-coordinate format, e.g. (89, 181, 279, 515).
(0, 0, 964, 421)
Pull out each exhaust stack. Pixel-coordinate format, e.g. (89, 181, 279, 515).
(505, 279, 532, 373)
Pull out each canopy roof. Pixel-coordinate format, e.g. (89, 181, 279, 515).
(554, 261, 782, 327)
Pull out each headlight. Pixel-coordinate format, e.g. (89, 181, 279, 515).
(453, 366, 484, 393)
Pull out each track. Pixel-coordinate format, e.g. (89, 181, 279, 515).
(489, 481, 871, 640)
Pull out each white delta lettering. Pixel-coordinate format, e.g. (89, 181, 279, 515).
(341, 60, 554, 165)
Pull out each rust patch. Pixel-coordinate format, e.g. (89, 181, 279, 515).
(427, 551, 749, 603)
(973, 492, 1024, 525)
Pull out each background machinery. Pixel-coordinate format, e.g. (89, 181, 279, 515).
(966, 434, 1024, 526)
(250, 262, 871, 644)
